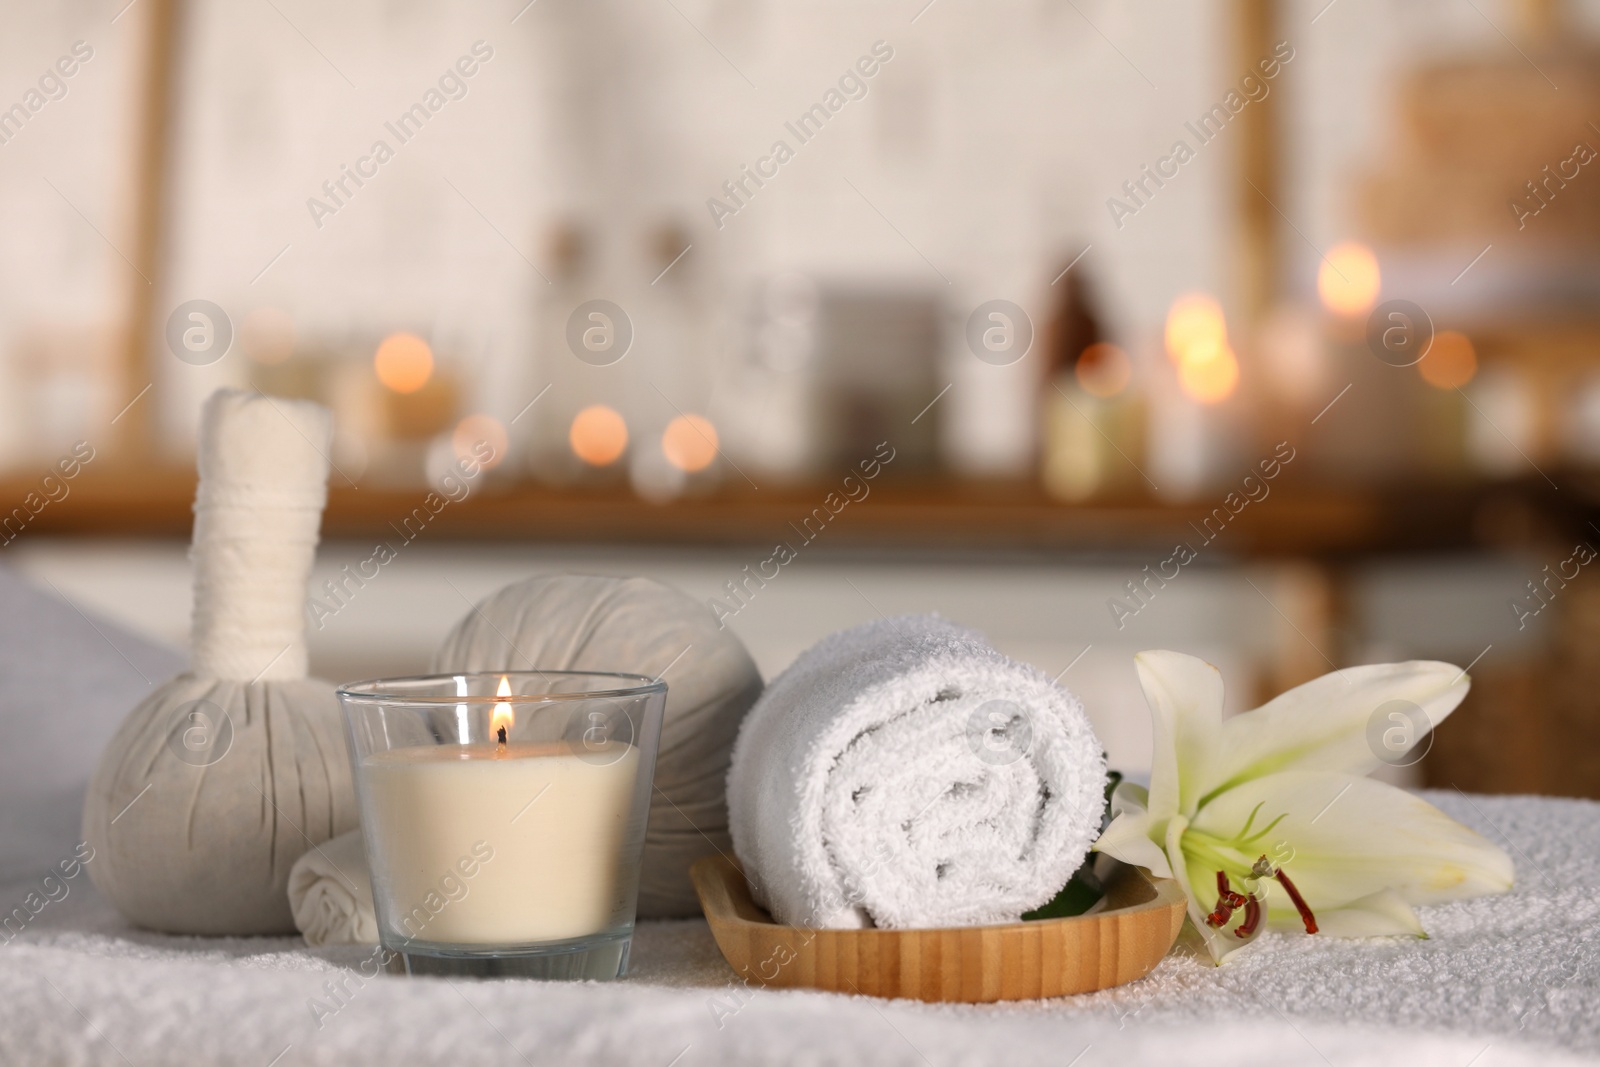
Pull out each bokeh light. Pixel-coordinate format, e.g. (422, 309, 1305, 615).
(1419, 330, 1477, 390)
(661, 414, 719, 472)
(374, 332, 434, 393)
(1317, 242, 1381, 318)
(570, 405, 628, 465)
(452, 413, 508, 469)
(1075, 343, 1132, 398)
(1164, 294, 1226, 364)
(1178, 341, 1240, 404)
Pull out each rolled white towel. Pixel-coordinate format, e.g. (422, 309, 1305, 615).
(287, 830, 378, 946)
(727, 615, 1105, 929)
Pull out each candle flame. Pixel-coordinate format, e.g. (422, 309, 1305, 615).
(491, 675, 514, 741)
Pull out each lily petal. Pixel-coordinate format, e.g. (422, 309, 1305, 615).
(1094, 810, 1173, 878)
(1135, 651, 1225, 819)
(1203, 661, 1469, 801)
(1109, 780, 1150, 817)
(1288, 887, 1426, 938)
(1166, 815, 1225, 960)
(1191, 771, 1513, 917)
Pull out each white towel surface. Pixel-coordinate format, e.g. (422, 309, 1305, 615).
(287, 831, 377, 947)
(1, 793, 1595, 1066)
(727, 615, 1106, 928)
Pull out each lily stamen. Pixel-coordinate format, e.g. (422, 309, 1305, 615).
(1252, 854, 1319, 935)
(1205, 870, 1247, 928)
(1234, 894, 1262, 938)
(1206, 870, 1265, 939)
(1273, 865, 1319, 935)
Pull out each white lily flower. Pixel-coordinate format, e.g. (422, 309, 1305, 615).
(1094, 650, 1514, 964)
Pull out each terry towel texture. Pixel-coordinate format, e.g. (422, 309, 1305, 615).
(287, 830, 376, 947)
(3, 795, 1597, 1066)
(727, 615, 1105, 929)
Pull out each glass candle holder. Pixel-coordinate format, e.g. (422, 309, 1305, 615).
(338, 671, 665, 980)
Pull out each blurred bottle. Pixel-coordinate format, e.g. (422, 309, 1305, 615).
(1412, 329, 1476, 480)
(631, 222, 721, 502)
(1039, 268, 1146, 501)
(720, 272, 821, 482)
(1563, 372, 1600, 467)
(529, 223, 627, 487)
(530, 223, 582, 482)
(1465, 364, 1539, 478)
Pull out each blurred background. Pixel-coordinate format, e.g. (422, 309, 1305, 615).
(2, 0, 1598, 796)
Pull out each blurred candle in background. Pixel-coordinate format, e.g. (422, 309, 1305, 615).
(1166, 294, 1240, 407)
(1419, 331, 1478, 391)
(570, 405, 628, 468)
(661, 414, 718, 474)
(1317, 242, 1381, 322)
(374, 333, 434, 395)
(1144, 293, 1241, 499)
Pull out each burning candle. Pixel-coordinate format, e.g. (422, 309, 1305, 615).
(340, 671, 665, 977)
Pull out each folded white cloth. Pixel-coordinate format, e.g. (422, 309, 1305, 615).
(727, 615, 1105, 929)
(286, 830, 377, 946)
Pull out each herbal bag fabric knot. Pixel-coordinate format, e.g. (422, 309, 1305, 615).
(727, 615, 1105, 929)
(433, 574, 764, 918)
(82, 389, 357, 935)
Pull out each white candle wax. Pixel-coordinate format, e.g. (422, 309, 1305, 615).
(362, 741, 641, 945)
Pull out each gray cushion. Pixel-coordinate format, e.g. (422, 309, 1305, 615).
(0, 567, 184, 879)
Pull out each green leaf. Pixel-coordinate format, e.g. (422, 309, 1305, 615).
(1023, 766, 1123, 922)
(1022, 870, 1102, 920)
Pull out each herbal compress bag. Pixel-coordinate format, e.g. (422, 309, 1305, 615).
(83, 389, 356, 935)
(433, 574, 764, 917)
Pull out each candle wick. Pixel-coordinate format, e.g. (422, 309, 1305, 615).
(496, 725, 507, 748)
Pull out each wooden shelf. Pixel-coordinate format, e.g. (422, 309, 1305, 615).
(0, 463, 1544, 558)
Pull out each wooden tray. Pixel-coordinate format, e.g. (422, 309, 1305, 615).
(690, 854, 1185, 1003)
